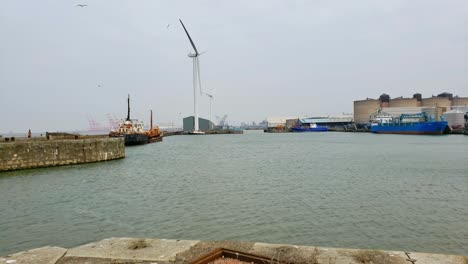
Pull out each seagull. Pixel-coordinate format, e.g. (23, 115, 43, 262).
(76, 4, 87, 7)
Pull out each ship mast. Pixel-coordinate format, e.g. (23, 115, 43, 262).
(150, 110, 153, 130)
(126, 94, 131, 121)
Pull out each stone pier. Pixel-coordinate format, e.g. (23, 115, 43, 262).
(0, 136, 125, 172)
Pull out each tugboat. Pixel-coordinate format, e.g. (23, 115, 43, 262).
(145, 110, 163, 143)
(109, 95, 150, 146)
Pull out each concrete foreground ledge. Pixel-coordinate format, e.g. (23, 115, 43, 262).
(1, 238, 467, 264)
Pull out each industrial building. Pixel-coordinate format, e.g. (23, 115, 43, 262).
(266, 117, 303, 129)
(354, 92, 468, 124)
(265, 116, 353, 132)
(286, 117, 353, 130)
(183, 116, 215, 132)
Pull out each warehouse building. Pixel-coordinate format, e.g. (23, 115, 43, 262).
(264, 116, 305, 132)
(266, 117, 303, 129)
(286, 117, 353, 129)
(183, 116, 215, 132)
(354, 93, 468, 124)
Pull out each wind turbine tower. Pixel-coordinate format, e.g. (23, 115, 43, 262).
(204, 89, 216, 129)
(179, 19, 205, 134)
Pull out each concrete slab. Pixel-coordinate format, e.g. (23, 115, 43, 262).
(65, 237, 199, 262)
(56, 256, 171, 264)
(402, 252, 467, 264)
(250, 243, 466, 264)
(3, 238, 467, 264)
(0, 246, 67, 264)
(249, 243, 377, 264)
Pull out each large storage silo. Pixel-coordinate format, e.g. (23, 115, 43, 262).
(444, 110, 465, 129)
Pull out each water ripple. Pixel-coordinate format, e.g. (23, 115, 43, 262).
(0, 132, 467, 255)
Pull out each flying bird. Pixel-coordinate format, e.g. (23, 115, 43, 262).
(76, 4, 87, 7)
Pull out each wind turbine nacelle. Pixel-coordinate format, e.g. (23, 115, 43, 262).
(188, 53, 197, 58)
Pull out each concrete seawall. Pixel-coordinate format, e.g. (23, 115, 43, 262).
(163, 130, 243, 137)
(0, 137, 125, 171)
(1, 238, 466, 264)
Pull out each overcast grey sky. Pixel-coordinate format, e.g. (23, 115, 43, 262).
(1, 0, 467, 133)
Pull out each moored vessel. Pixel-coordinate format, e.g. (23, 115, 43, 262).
(124, 133, 149, 145)
(109, 95, 150, 145)
(370, 113, 448, 135)
(291, 123, 328, 132)
(145, 110, 163, 143)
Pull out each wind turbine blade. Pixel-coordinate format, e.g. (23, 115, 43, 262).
(199, 50, 207, 55)
(179, 19, 199, 55)
(196, 57, 203, 96)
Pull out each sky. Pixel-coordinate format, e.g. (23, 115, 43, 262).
(0, 0, 467, 133)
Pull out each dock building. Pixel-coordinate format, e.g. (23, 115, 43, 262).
(183, 116, 215, 132)
(267, 117, 303, 129)
(265, 116, 304, 132)
(354, 92, 468, 124)
(265, 116, 353, 132)
(286, 117, 353, 130)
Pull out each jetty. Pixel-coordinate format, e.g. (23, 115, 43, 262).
(163, 129, 243, 137)
(0, 133, 124, 172)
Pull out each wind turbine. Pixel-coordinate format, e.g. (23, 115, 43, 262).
(203, 89, 216, 129)
(179, 18, 205, 134)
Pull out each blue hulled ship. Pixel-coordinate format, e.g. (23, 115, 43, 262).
(291, 123, 328, 132)
(370, 113, 448, 135)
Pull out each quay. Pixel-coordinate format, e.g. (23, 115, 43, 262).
(0, 133, 125, 172)
(1, 238, 466, 264)
(163, 129, 243, 137)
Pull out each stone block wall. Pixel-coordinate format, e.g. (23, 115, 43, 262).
(421, 97, 451, 108)
(0, 137, 125, 171)
(389, 98, 420, 107)
(452, 97, 468, 106)
(353, 99, 381, 124)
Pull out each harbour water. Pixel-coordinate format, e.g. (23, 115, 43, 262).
(0, 131, 467, 256)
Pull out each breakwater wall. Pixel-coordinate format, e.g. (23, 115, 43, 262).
(0, 137, 125, 172)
